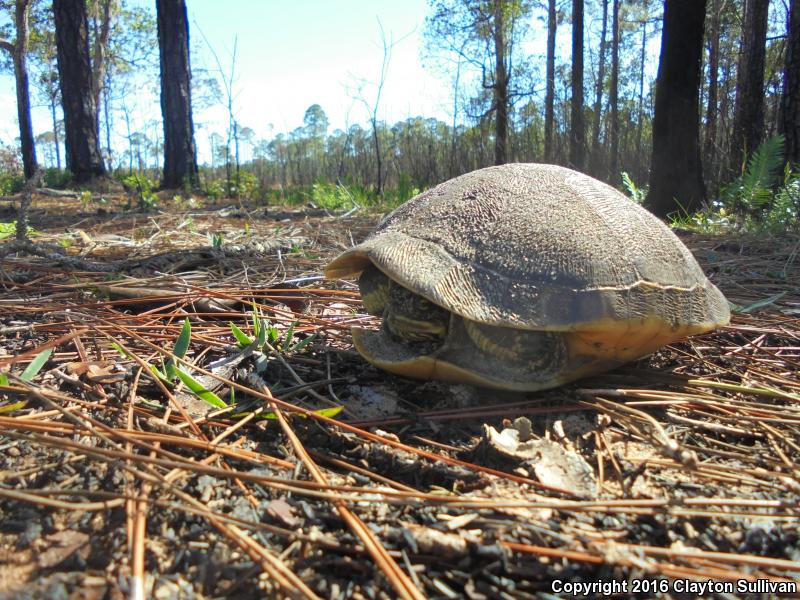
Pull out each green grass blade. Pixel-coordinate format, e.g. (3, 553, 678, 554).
(173, 319, 192, 358)
(20, 348, 53, 381)
(0, 401, 26, 414)
(251, 301, 261, 337)
(290, 333, 317, 353)
(732, 292, 787, 314)
(150, 363, 169, 382)
(175, 368, 227, 408)
(282, 321, 296, 350)
(230, 322, 253, 347)
(257, 405, 344, 420)
(111, 342, 133, 359)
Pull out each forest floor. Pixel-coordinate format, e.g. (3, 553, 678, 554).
(0, 191, 798, 599)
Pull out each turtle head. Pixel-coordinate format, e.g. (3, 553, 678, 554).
(358, 264, 391, 316)
(385, 282, 449, 342)
(357, 264, 449, 343)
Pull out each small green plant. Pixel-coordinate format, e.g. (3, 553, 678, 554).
(0, 222, 16, 240)
(311, 182, 360, 211)
(149, 318, 226, 408)
(237, 171, 258, 200)
(230, 303, 316, 355)
(79, 190, 92, 210)
(0, 221, 35, 240)
(762, 169, 800, 231)
(720, 135, 800, 232)
(0, 347, 51, 414)
(205, 178, 225, 201)
(122, 173, 158, 211)
(172, 194, 197, 210)
(621, 172, 647, 204)
(43, 168, 73, 189)
(208, 231, 224, 249)
(723, 135, 785, 215)
(0, 173, 24, 195)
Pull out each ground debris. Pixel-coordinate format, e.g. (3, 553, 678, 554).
(0, 201, 799, 597)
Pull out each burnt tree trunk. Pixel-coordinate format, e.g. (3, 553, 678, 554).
(646, 0, 707, 219)
(609, 0, 620, 181)
(782, 0, 800, 165)
(544, 0, 557, 162)
(493, 0, 508, 165)
(53, 0, 105, 182)
(0, 0, 38, 179)
(156, 0, 198, 188)
(635, 20, 648, 176)
(704, 0, 721, 181)
(569, 0, 585, 170)
(729, 0, 769, 174)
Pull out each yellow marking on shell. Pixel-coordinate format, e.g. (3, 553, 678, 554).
(387, 313, 447, 341)
(462, 319, 528, 363)
(565, 316, 710, 363)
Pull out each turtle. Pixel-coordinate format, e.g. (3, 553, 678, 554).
(325, 163, 730, 391)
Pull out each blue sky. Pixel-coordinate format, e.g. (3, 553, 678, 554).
(184, 1, 455, 139)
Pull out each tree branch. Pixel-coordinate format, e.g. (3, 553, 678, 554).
(0, 37, 15, 54)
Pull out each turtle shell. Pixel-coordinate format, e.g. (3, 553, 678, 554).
(326, 163, 730, 334)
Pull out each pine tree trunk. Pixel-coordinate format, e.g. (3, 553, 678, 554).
(569, 0, 585, 170)
(54, 0, 106, 183)
(493, 0, 508, 165)
(782, 0, 800, 165)
(90, 0, 114, 133)
(50, 94, 61, 170)
(0, 1, 38, 179)
(609, 0, 620, 181)
(589, 0, 608, 177)
(635, 21, 647, 178)
(704, 0, 721, 182)
(544, 0, 556, 162)
(646, 0, 708, 219)
(156, 0, 198, 188)
(15, 0, 36, 179)
(730, 0, 769, 174)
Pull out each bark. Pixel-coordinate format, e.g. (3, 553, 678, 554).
(156, 0, 198, 188)
(609, 0, 620, 181)
(589, 0, 608, 176)
(730, 0, 769, 174)
(0, 0, 38, 179)
(704, 0, 721, 178)
(782, 0, 800, 165)
(569, 0, 585, 170)
(493, 0, 508, 165)
(544, 0, 557, 162)
(49, 92, 61, 170)
(90, 0, 115, 123)
(635, 21, 647, 169)
(54, 0, 106, 182)
(646, 0, 707, 219)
